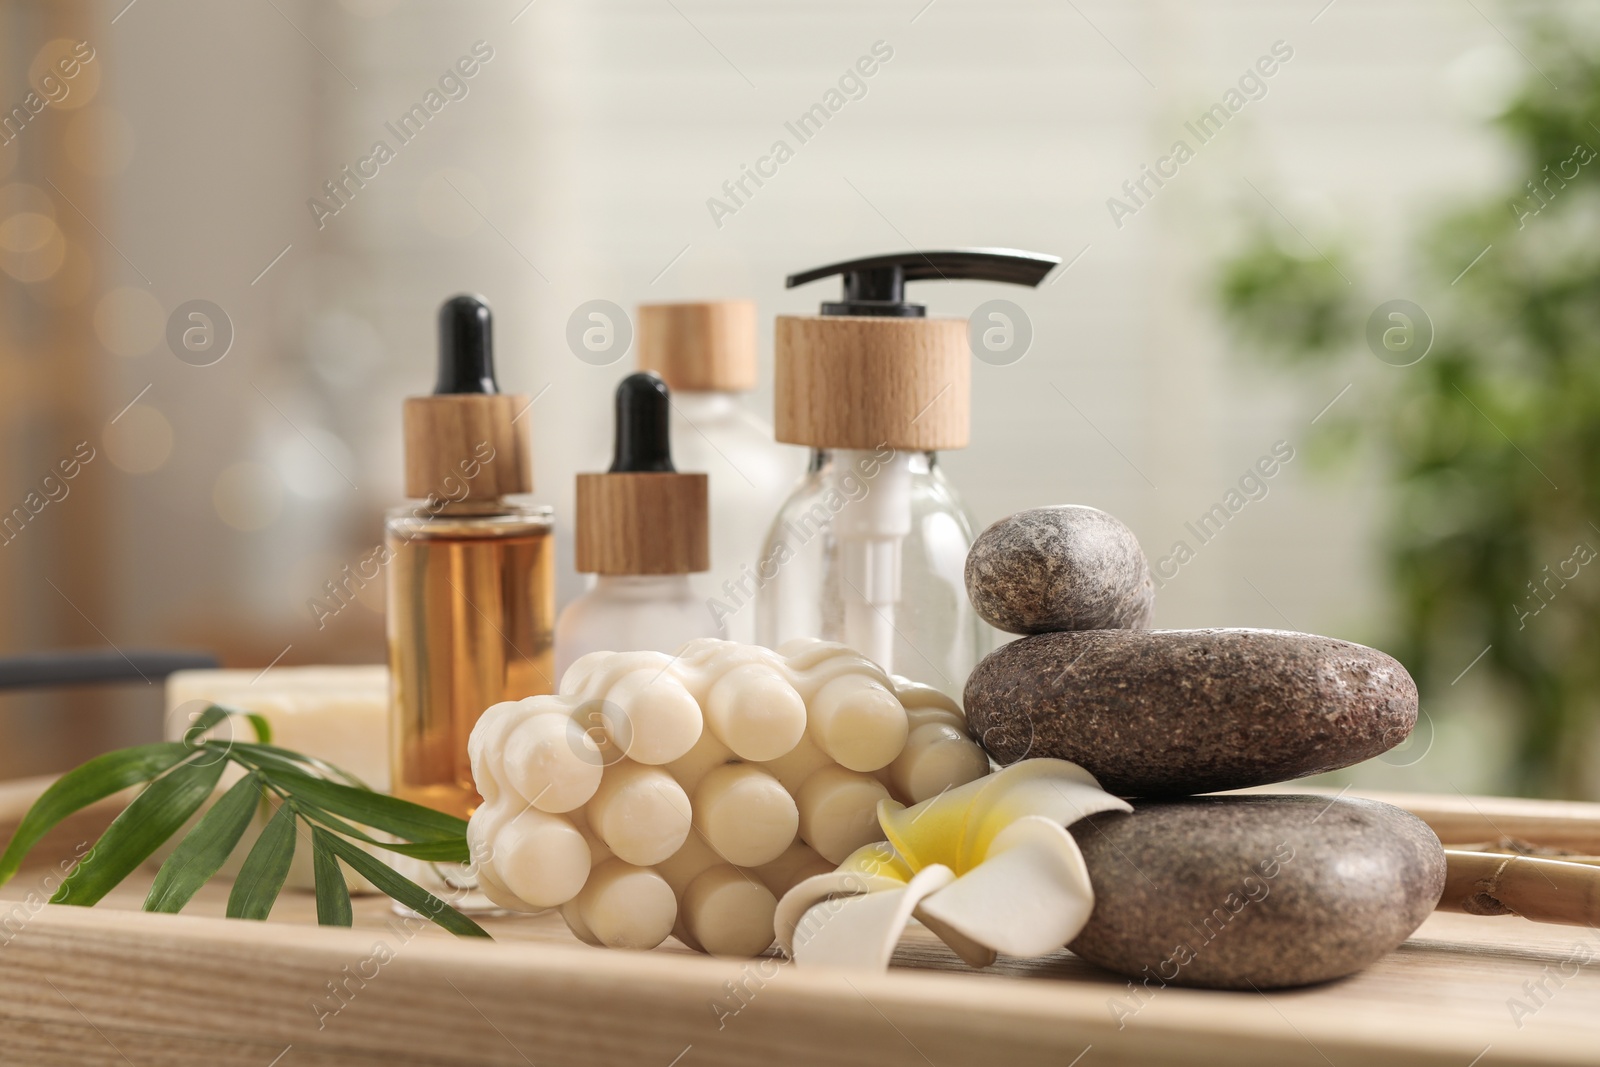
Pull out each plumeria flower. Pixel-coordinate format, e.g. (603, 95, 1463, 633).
(774, 759, 1131, 968)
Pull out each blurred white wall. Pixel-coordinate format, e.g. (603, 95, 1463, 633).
(76, 0, 1528, 788)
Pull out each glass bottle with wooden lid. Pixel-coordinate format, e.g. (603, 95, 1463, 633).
(386, 295, 555, 823)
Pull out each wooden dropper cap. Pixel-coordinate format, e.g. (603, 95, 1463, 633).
(775, 249, 1061, 451)
(402, 295, 533, 499)
(575, 373, 709, 575)
(637, 300, 758, 392)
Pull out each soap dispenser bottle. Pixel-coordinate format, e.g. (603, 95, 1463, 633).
(555, 372, 722, 681)
(755, 249, 1058, 695)
(387, 295, 556, 820)
(637, 300, 799, 644)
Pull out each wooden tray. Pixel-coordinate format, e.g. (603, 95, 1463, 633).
(1, 778, 1596, 1067)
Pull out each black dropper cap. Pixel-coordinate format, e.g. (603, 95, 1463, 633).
(609, 372, 675, 473)
(434, 294, 499, 395)
(786, 248, 1060, 317)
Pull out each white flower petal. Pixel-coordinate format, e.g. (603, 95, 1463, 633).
(773, 847, 908, 959)
(959, 759, 1131, 870)
(916, 814, 1096, 958)
(791, 865, 956, 969)
(913, 910, 998, 969)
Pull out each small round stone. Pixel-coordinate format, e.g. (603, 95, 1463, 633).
(965, 505, 1154, 635)
(1068, 795, 1446, 989)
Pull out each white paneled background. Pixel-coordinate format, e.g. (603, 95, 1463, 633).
(73, 0, 1532, 790)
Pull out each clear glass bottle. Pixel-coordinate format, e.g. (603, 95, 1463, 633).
(385, 294, 555, 907)
(386, 501, 556, 818)
(757, 248, 1058, 695)
(668, 389, 800, 642)
(756, 450, 983, 696)
(637, 300, 801, 644)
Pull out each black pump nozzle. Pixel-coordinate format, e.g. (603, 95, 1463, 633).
(610, 372, 675, 473)
(435, 294, 499, 394)
(786, 248, 1061, 317)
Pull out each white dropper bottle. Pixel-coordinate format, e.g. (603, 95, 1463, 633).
(637, 300, 801, 645)
(554, 372, 723, 683)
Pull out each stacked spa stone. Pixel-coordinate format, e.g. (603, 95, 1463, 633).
(962, 506, 1446, 989)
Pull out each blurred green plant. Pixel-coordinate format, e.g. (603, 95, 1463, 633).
(1216, 22, 1600, 797)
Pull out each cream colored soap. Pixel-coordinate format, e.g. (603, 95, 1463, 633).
(166, 666, 390, 789)
(807, 674, 908, 772)
(754, 840, 834, 898)
(797, 765, 893, 864)
(681, 864, 778, 957)
(757, 731, 832, 794)
(603, 669, 703, 765)
(500, 707, 604, 813)
(693, 763, 798, 867)
(890, 721, 993, 804)
(705, 662, 807, 760)
(162, 666, 390, 893)
(468, 639, 992, 956)
(493, 809, 591, 909)
(587, 760, 692, 866)
(576, 858, 678, 950)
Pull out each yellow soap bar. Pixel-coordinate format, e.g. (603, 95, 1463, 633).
(163, 666, 390, 894)
(165, 666, 389, 790)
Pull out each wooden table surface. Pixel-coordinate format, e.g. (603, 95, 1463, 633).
(1, 779, 1597, 1067)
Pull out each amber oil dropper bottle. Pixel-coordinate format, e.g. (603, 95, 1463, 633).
(386, 294, 555, 824)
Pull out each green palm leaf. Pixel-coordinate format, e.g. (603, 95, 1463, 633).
(252, 763, 467, 842)
(144, 772, 263, 914)
(227, 801, 297, 920)
(0, 706, 487, 938)
(311, 829, 354, 927)
(318, 832, 488, 938)
(0, 742, 192, 888)
(53, 756, 227, 906)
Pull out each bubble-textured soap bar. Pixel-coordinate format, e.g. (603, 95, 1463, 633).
(468, 638, 990, 956)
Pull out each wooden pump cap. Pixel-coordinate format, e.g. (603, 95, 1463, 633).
(774, 315, 970, 451)
(575, 472, 710, 575)
(638, 300, 758, 393)
(402, 394, 533, 499)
